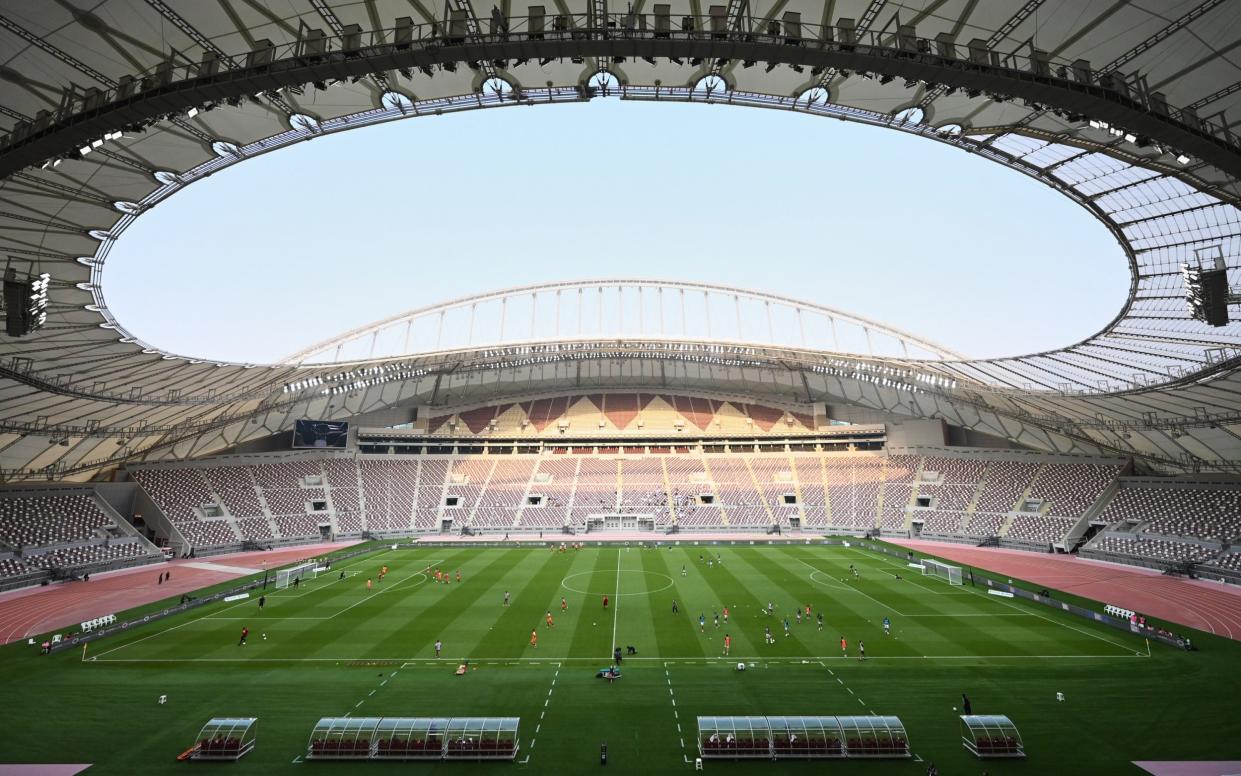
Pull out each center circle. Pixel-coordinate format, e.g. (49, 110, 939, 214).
(561, 569, 674, 597)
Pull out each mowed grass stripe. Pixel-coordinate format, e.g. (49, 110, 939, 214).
(565, 547, 617, 659)
(91, 547, 407, 660)
(853, 546, 1138, 656)
(742, 547, 901, 657)
(638, 546, 702, 658)
(701, 548, 805, 657)
(363, 548, 529, 659)
(433, 547, 568, 658)
(786, 546, 1060, 658)
(507, 545, 595, 658)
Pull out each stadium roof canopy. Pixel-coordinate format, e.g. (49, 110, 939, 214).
(2, 0, 1241, 480)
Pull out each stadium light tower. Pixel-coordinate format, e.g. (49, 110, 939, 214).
(1182, 245, 1241, 327)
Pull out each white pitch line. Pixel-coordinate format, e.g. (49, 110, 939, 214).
(796, 558, 904, 616)
(609, 548, 622, 660)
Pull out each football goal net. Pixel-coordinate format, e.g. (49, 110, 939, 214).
(274, 562, 320, 589)
(921, 559, 964, 586)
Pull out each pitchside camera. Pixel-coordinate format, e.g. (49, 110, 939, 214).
(1182, 246, 1237, 328)
(3, 267, 49, 337)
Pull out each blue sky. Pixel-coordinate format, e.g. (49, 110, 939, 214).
(105, 97, 1126, 363)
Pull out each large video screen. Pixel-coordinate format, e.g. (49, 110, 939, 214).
(293, 420, 349, 449)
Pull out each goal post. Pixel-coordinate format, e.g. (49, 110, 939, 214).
(921, 558, 964, 586)
(274, 562, 319, 589)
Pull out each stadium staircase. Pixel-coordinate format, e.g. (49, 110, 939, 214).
(1064, 478, 1120, 552)
(254, 485, 282, 540)
(564, 458, 582, 529)
(660, 457, 677, 527)
(464, 458, 498, 529)
(746, 458, 777, 528)
(513, 462, 538, 529)
(997, 513, 1018, 537)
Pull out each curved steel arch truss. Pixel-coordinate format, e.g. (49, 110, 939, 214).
(281, 279, 967, 364)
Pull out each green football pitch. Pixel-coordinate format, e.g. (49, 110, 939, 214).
(2, 542, 1239, 774)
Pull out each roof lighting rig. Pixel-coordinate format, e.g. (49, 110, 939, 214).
(3, 265, 50, 338)
(1182, 245, 1240, 328)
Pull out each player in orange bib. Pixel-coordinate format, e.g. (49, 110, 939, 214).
(456, 569, 462, 583)
(366, 578, 372, 592)
(840, 636, 848, 657)
(546, 611, 555, 628)
(723, 633, 731, 656)
(530, 629, 538, 648)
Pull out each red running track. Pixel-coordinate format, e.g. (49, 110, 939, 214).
(890, 539, 1241, 641)
(0, 542, 360, 645)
